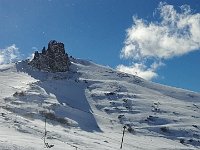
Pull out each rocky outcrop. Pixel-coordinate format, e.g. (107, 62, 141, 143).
(29, 40, 70, 72)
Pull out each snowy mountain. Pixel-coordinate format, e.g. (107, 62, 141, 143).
(0, 58, 199, 150)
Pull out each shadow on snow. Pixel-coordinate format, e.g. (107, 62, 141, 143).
(16, 61, 102, 132)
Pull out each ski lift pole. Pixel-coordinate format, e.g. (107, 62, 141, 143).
(44, 117, 47, 147)
(43, 117, 54, 148)
(120, 125, 126, 149)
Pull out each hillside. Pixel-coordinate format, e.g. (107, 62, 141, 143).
(0, 58, 199, 150)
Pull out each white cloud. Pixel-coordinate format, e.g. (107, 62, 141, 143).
(121, 3, 200, 60)
(0, 44, 21, 65)
(118, 2, 200, 80)
(117, 63, 158, 81)
(0, 55, 4, 64)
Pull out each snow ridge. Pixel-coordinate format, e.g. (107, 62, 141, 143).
(0, 59, 199, 150)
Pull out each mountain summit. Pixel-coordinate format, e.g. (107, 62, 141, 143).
(0, 50, 200, 149)
(29, 40, 71, 72)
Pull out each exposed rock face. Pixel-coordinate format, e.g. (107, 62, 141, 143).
(29, 40, 70, 72)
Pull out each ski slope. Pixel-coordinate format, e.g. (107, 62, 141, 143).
(0, 58, 199, 150)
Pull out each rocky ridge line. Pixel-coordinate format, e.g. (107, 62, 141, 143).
(29, 40, 71, 72)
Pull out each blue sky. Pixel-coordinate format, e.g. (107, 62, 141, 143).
(0, 0, 200, 92)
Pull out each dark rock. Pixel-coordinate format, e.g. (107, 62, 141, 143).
(34, 51, 39, 58)
(42, 46, 46, 54)
(29, 40, 70, 72)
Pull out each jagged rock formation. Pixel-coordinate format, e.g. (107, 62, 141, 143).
(29, 40, 71, 72)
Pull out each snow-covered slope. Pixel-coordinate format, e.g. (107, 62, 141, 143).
(0, 58, 199, 150)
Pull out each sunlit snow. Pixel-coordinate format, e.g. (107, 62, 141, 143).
(0, 58, 199, 150)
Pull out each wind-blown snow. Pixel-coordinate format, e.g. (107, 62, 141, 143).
(0, 59, 199, 150)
